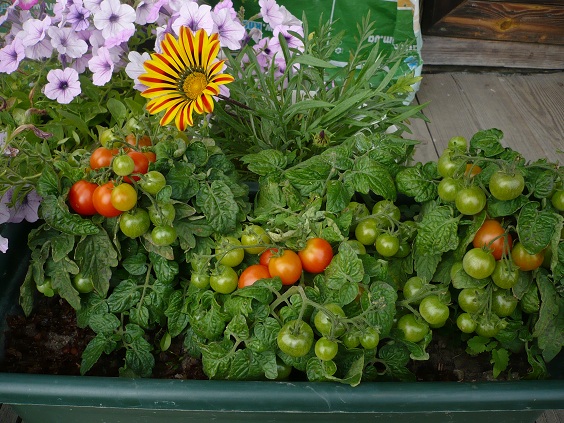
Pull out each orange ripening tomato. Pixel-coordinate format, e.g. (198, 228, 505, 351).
(90, 147, 118, 169)
(123, 151, 149, 182)
(259, 248, 279, 266)
(92, 182, 122, 217)
(465, 163, 482, 178)
(238, 264, 271, 289)
(473, 219, 512, 260)
(298, 237, 333, 273)
(268, 250, 302, 285)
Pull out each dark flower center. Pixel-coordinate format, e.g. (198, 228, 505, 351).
(109, 13, 119, 23)
(59, 81, 69, 90)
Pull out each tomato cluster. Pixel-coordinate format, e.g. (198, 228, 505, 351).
(67, 134, 178, 247)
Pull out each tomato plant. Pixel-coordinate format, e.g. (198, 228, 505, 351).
(123, 150, 149, 182)
(112, 154, 135, 176)
(315, 337, 339, 361)
(551, 189, 564, 211)
(73, 273, 94, 294)
(360, 327, 380, 349)
(464, 163, 482, 178)
(139, 171, 166, 195)
(489, 170, 525, 201)
(402, 276, 426, 304)
(298, 237, 333, 273)
(354, 217, 380, 245)
(458, 288, 487, 314)
(216, 236, 245, 267)
(455, 186, 486, 215)
(92, 182, 122, 217)
(511, 242, 544, 271)
(375, 233, 400, 257)
(241, 225, 271, 255)
(475, 315, 503, 338)
(437, 177, 462, 202)
(268, 249, 302, 285)
(111, 183, 138, 211)
(462, 248, 496, 279)
(238, 264, 271, 288)
(437, 149, 463, 178)
(277, 320, 314, 357)
(419, 295, 450, 326)
(341, 332, 360, 349)
(259, 248, 279, 266)
(313, 303, 346, 337)
(68, 180, 98, 216)
(491, 289, 518, 317)
(151, 225, 177, 246)
(209, 266, 238, 294)
(473, 219, 513, 260)
(119, 208, 150, 238)
(456, 313, 477, 334)
(491, 260, 520, 289)
(89, 147, 117, 169)
(148, 203, 176, 226)
(447, 136, 467, 152)
(372, 200, 400, 228)
(397, 314, 429, 343)
(190, 272, 210, 290)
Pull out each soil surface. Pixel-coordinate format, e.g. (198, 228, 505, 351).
(1, 295, 531, 382)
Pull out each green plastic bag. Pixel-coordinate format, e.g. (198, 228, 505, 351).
(233, 0, 423, 101)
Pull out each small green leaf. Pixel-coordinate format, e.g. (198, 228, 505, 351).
(517, 202, 560, 254)
(416, 204, 460, 254)
(40, 195, 99, 236)
(491, 348, 510, 378)
(107, 98, 127, 125)
(396, 163, 438, 202)
(107, 279, 141, 313)
(346, 155, 396, 200)
(241, 149, 288, 176)
(469, 128, 505, 157)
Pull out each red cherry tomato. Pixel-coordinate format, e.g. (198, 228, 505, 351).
(123, 151, 149, 182)
(68, 180, 98, 216)
(259, 248, 279, 266)
(473, 219, 513, 260)
(268, 250, 302, 285)
(238, 264, 271, 288)
(92, 182, 122, 217)
(89, 147, 118, 169)
(298, 237, 333, 273)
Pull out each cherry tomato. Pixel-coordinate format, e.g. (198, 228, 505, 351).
(123, 150, 149, 182)
(456, 313, 477, 334)
(473, 219, 513, 260)
(489, 170, 525, 201)
(372, 200, 400, 229)
(143, 151, 157, 163)
(259, 248, 279, 266)
(419, 295, 450, 326)
(491, 289, 518, 317)
(126, 133, 152, 148)
(148, 202, 176, 225)
(315, 337, 339, 361)
(151, 225, 177, 246)
(397, 313, 429, 343)
(68, 180, 98, 216)
(437, 149, 464, 178)
(298, 237, 333, 273)
(355, 217, 380, 245)
(551, 189, 564, 211)
(340, 332, 360, 349)
(360, 327, 380, 349)
(447, 136, 467, 152)
(465, 163, 482, 178)
(215, 236, 245, 267)
(238, 264, 271, 288)
(277, 319, 314, 357)
(209, 266, 238, 294)
(36, 278, 56, 297)
(92, 182, 122, 217)
(375, 233, 400, 257)
(457, 287, 487, 314)
(491, 260, 520, 289)
(139, 171, 166, 195)
(268, 249, 302, 285)
(438, 177, 463, 202)
(112, 154, 135, 176)
(111, 183, 138, 211)
(475, 315, 502, 338)
(313, 303, 346, 337)
(90, 147, 117, 169)
(455, 186, 486, 215)
(190, 272, 210, 289)
(240, 225, 271, 255)
(393, 242, 411, 258)
(402, 276, 426, 304)
(99, 128, 118, 148)
(73, 273, 94, 294)
(119, 208, 150, 238)
(463, 248, 496, 279)
(511, 242, 544, 271)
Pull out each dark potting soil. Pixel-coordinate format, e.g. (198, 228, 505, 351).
(0, 295, 531, 382)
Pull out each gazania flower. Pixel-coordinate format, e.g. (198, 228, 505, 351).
(139, 27, 234, 131)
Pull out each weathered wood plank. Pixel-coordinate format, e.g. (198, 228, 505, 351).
(421, 36, 564, 69)
(536, 410, 564, 423)
(0, 404, 21, 423)
(497, 73, 564, 163)
(405, 99, 440, 163)
(425, 0, 564, 44)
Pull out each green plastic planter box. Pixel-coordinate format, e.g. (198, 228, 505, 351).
(1, 223, 563, 423)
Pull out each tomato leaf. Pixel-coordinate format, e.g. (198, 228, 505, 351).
(534, 270, 564, 362)
(149, 252, 179, 285)
(124, 324, 154, 378)
(88, 312, 121, 335)
(517, 202, 561, 254)
(486, 195, 528, 218)
(81, 333, 117, 375)
(241, 149, 289, 176)
(345, 155, 396, 200)
(491, 348, 510, 378)
(524, 167, 557, 199)
(40, 195, 99, 235)
(378, 343, 415, 382)
(324, 242, 364, 291)
(396, 162, 438, 202)
(469, 128, 505, 157)
(122, 252, 148, 276)
(451, 264, 490, 289)
(106, 98, 127, 126)
(166, 162, 199, 201)
(196, 180, 240, 234)
(200, 338, 234, 379)
(416, 204, 460, 254)
(74, 230, 118, 296)
(36, 164, 59, 197)
(107, 279, 141, 313)
(49, 256, 81, 310)
(363, 281, 397, 337)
